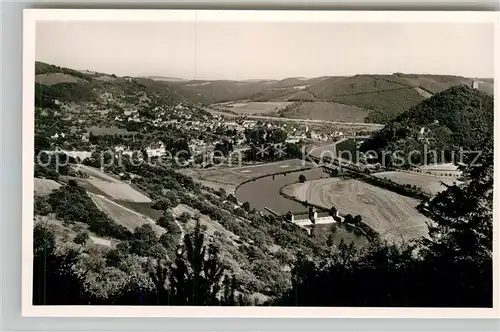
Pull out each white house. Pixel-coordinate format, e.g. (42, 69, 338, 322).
(242, 120, 257, 129)
(146, 141, 166, 157)
(285, 136, 302, 144)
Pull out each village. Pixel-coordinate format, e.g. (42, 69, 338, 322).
(39, 97, 367, 170)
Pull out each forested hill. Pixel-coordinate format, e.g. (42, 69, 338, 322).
(360, 85, 494, 167)
(35, 61, 190, 107)
(35, 61, 493, 125)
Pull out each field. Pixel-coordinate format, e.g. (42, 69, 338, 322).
(281, 178, 430, 243)
(35, 73, 89, 86)
(373, 171, 460, 196)
(227, 101, 293, 114)
(89, 193, 165, 235)
(34, 178, 62, 196)
(278, 102, 369, 122)
(74, 165, 152, 203)
(181, 159, 311, 193)
(87, 179, 152, 202)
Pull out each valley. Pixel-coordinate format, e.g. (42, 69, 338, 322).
(32, 61, 494, 307)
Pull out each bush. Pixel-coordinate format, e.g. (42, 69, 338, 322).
(130, 224, 161, 257)
(299, 174, 306, 183)
(47, 185, 132, 240)
(178, 212, 191, 224)
(34, 196, 52, 215)
(73, 231, 89, 245)
(162, 190, 179, 207)
(242, 202, 251, 212)
(152, 197, 173, 210)
(157, 211, 181, 235)
(160, 233, 179, 257)
(227, 194, 238, 204)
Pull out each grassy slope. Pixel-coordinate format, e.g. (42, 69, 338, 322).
(281, 178, 429, 243)
(35, 61, 189, 106)
(34, 178, 62, 196)
(88, 192, 165, 235)
(373, 171, 459, 196)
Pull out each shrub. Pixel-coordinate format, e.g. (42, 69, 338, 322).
(242, 202, 251, 212)
(34, 196, 52, 215)
(178, 212, 191, 224)
(73, 231, 90, 245)
(47, 185, 132, 240)
(152, 198, 173, 210)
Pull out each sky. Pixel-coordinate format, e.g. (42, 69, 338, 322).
(36, 21, 494, 80)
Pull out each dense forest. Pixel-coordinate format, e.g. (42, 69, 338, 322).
(360, 85, 493, 167)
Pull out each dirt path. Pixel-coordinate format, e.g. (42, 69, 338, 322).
(171, 215, 185, 246)
(414, 87, 433, 99)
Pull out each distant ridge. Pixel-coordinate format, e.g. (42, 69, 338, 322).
(34, 61, 493, 124)
(142, 76, 188, 82)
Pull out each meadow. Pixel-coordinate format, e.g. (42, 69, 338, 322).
(281, 177, 430, 243)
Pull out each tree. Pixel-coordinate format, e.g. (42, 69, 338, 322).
(168, 220, 227, 305)
(73, 231, 89, 245)
(130, 224, 161, 257)
(178, 212, 191, 224)
(299, 174, 306, 183)
(157, 211, 179, 234)
(33, 223, 88, 305)
(329, 206, 338, 217)
(227, 194, 238, 204)
(326, 233, 334, 247)
(222, 275, 238, 306)
(34, 134, 51, 154)
(268, 128, 287, 144)
(285, 143, 302, 159)
(217, 188, 227, 199)
(162, 190, 179, 207)
(242, 202, 251, 212)
(352, 215, 362, 225)
(215, 139, 234, 157)
(34, 196, 52, 215)
(422, 148, 493, 262)
(152, 198, 173, 210)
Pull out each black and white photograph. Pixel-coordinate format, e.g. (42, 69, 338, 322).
(23, 10, 498, 317)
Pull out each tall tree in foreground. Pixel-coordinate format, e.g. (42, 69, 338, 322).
(168, 221, 227, 305)
(33, 223, 88, 305)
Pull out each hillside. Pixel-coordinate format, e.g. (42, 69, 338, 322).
(35, 62, 493, 125)
(277, 101, 370, 123)
(35, 61, 190, 107)
(170, 73, 492, 124)
(169, 80, 269, 104)
(360, 85, 494, 167)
